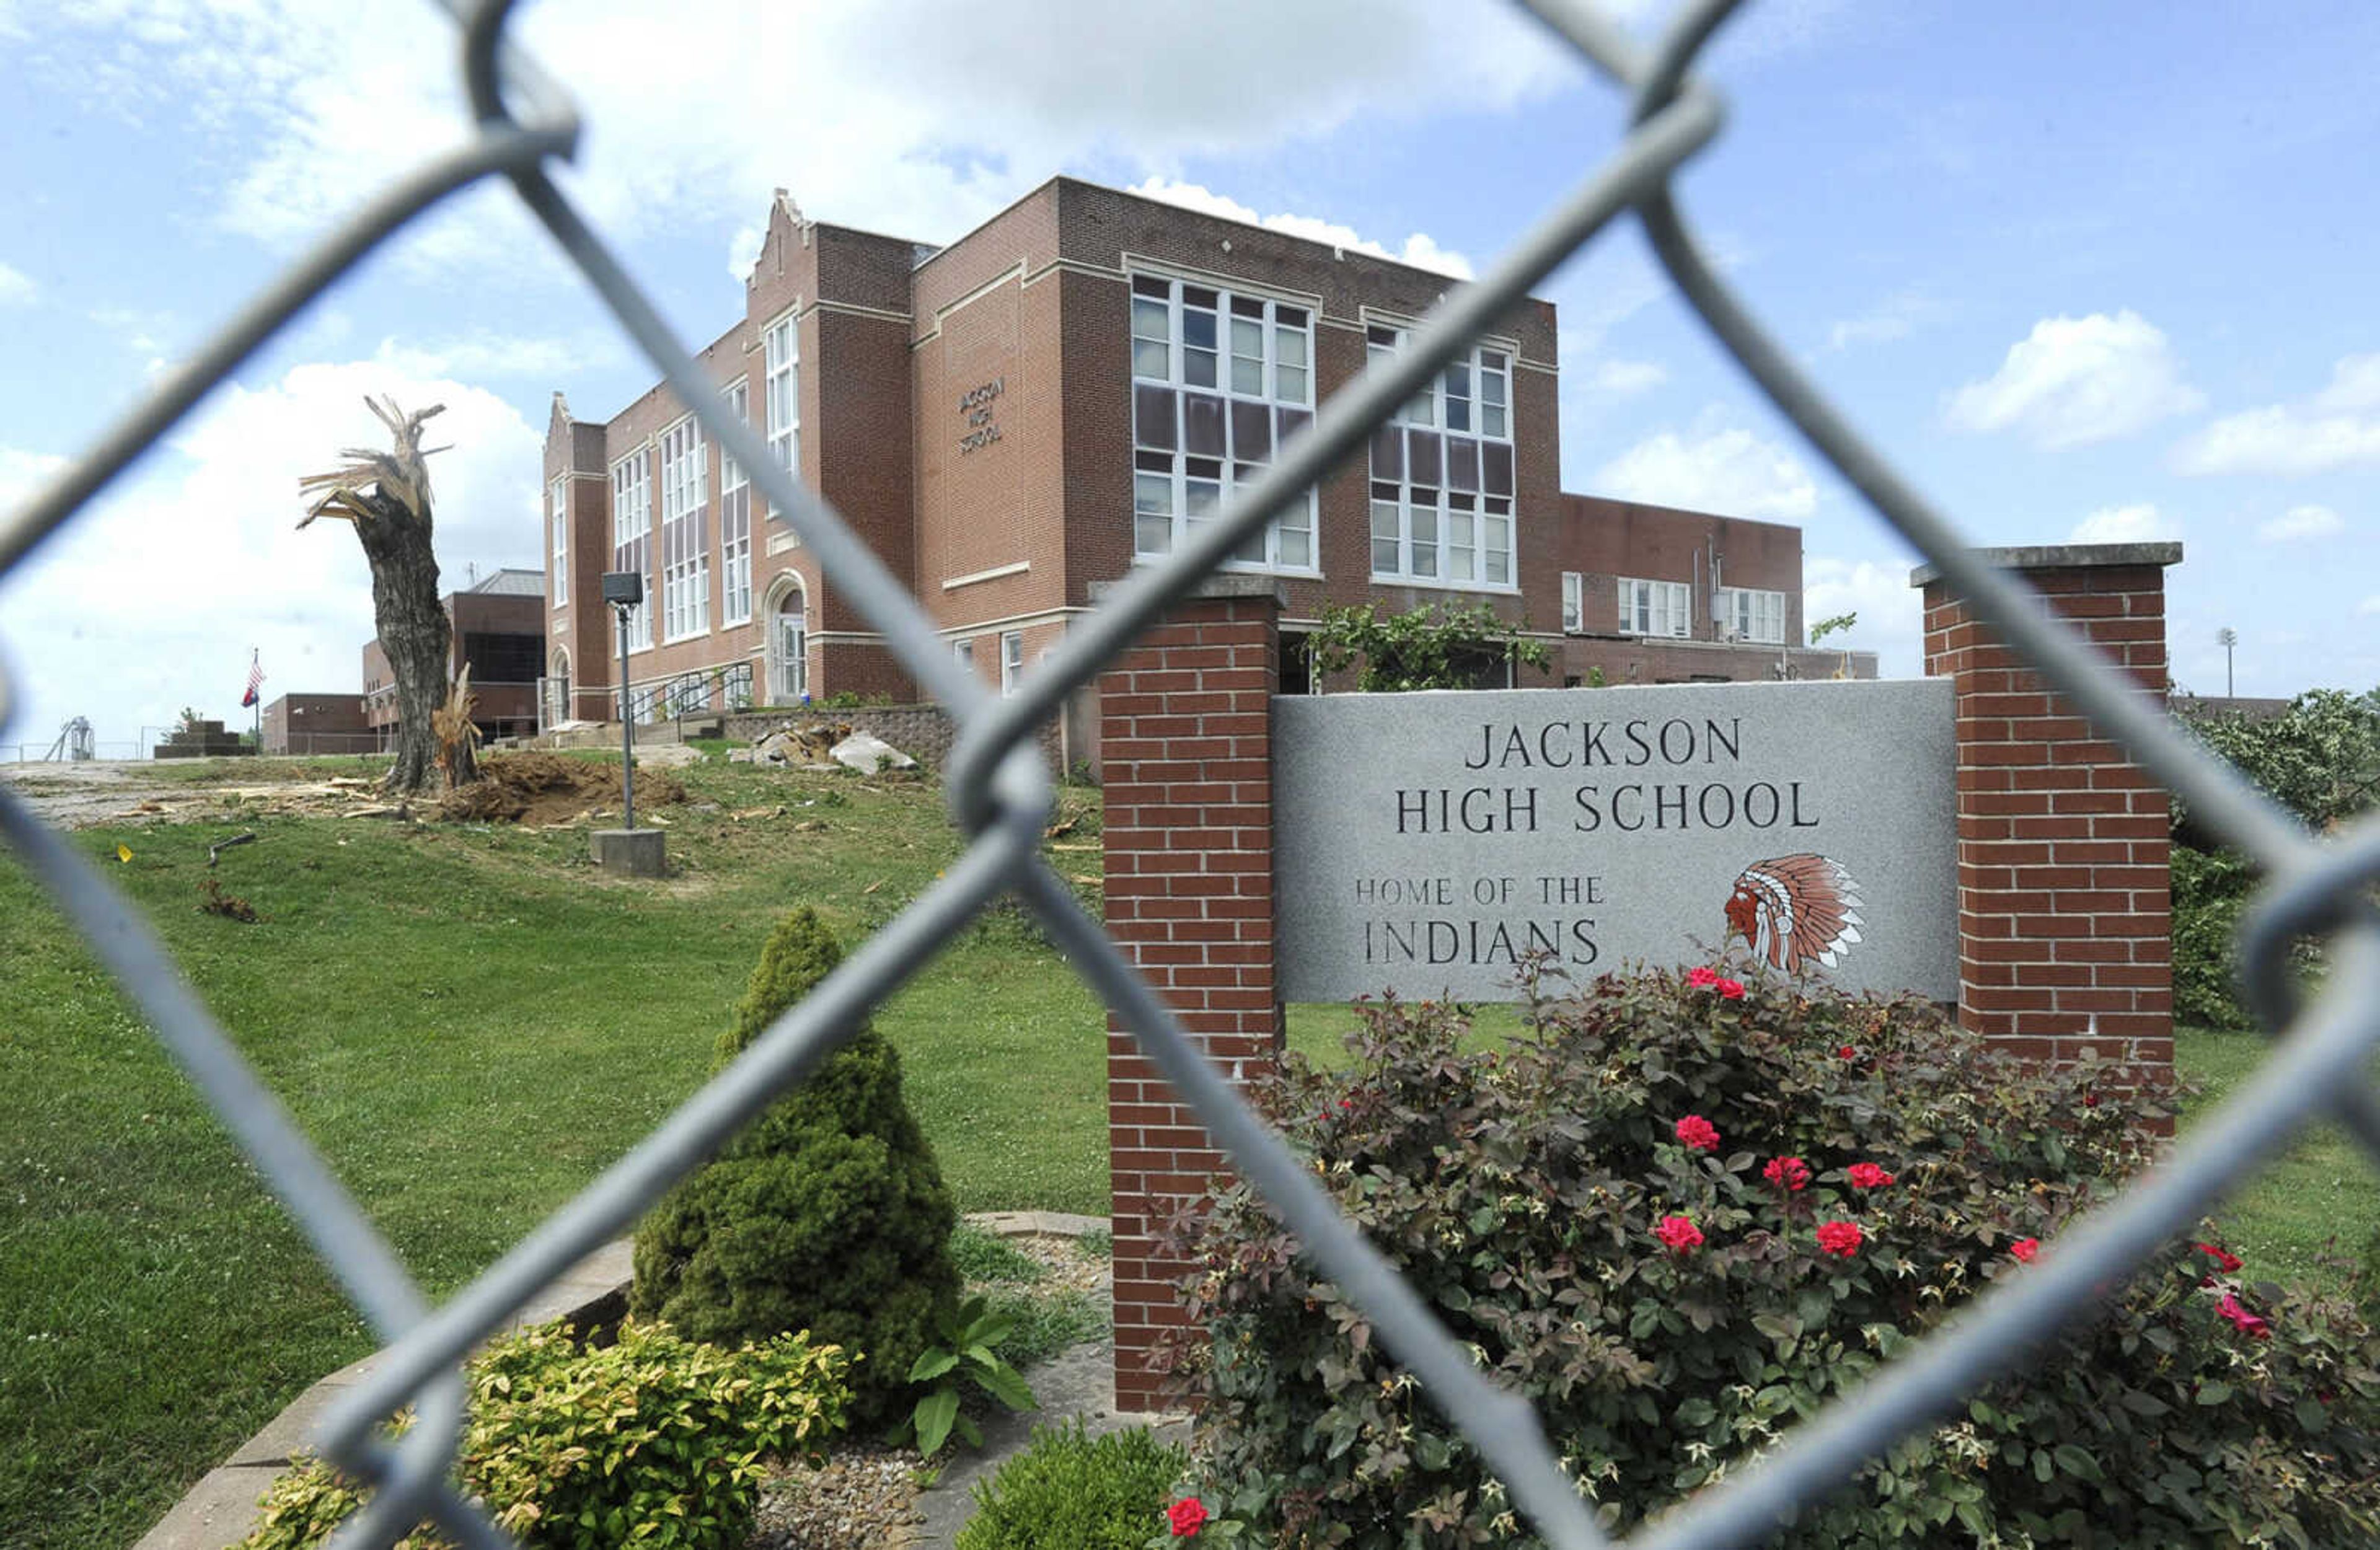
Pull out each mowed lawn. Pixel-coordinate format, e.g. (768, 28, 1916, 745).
(1, 754, 2365, 1549)
(0, 759, 1107, 1550)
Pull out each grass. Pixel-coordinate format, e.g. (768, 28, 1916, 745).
(2175, 1023, 2380, 1288)
(0, 759, 1108, 1550)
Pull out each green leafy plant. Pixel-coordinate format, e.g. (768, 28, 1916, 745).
(953, 1420, 1187, 1550)
(2176, 687, 2380, 838)
(1170, 971, 2380, 1547)
(237, 1318, 847, 1549)
(2172, 843, 2256, 1027)
(1807, 610, 1858, 645)
(1309, 601, 1550, 692)
(631, 905, 961, 1431)
(904, 1293, 1038, 1458)
(2167, 688, 2380, 1029)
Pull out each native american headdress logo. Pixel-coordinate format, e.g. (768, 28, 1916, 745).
(1723, 854, 1865, 974)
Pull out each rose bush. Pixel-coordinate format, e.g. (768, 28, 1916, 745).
(1166, 965, 2380, 1547)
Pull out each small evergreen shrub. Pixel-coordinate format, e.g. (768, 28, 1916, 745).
(237, 1318, 847, 1549)
(953, 1420, 1188, 1550)
(1171, 969, 2380, 1548)
(632, 906, 961, 1431)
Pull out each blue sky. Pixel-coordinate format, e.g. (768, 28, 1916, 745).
(2, 0, 2375, 755)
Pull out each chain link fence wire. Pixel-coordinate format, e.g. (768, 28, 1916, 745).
(2, 0, 2373, 1543)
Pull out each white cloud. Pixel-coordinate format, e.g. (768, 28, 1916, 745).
(1944, 310, 2203, 447)
(2171, 352, 2380, 475)
(1801, 556, 1924, 679)
(1592, 425, 1818, 520)
(368, 332, 616, 382)
(1579, 359, 1668, 396)
(2068, 503, 2174, 544)
(0, 358, 540, 749)
(726, 224, 766, 285)
(1127, 180, 1473, 280)
(2314, 352, 2380, 413)
(0, 444, 66, 509)
(2257, 503, 2344, 543)
(88, 306, 177, 355)
(2360, 596, 2380, 618)
(1826, 289, 1944, 351)
(25, 1, 1571, 280)
(0, 261, 33, 306)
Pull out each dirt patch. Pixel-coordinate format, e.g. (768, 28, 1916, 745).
(438, 752, 688, 827)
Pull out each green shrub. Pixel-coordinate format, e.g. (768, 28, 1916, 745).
(2172, 844, 2256, 1028)
(953, 1420, 1187, 1550)
(1172, 969, 2380, 1548)
(632, 905, 961, 1431)
(238, 1318, 847, 1549)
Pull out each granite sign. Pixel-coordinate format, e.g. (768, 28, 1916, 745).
(1274, 680, 1957, 1002)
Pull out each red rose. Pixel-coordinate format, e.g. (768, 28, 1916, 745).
(1717, 977, 1746, 1000)
(2197, 1241, 2244, 1274)
(1686, 966, 1719, 988)
(1846, 1163, 1895, 1189)
(1837, 1045, 1857, 1060)
(1655, 1215, 1704, 1253)
(2010, 1238, 2040, 1263)
(1674, 1115, 1721, 1151)
(2216, 1290, 2271, 1340)
(1763, 1155, 1811, 1192)
(1816, 1220, 1864, 1258)
(1168, 1497, 1209, 1536)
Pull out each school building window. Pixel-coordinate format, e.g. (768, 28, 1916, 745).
(1561, 570, 1583, 632)
(764, 310, 799, 519)
(549, 477, 568, 605)
(1721, 585, 1787, 645)
(1367, 327, 1514, 588)
(1130, 273, 1316, 572)
(1617, 576, 1691, 638)
(719, 381, 752, 625)
(610, 446, 653, 651)
(659, 416, 710, 642)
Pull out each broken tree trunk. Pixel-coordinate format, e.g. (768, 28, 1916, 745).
(297, 395, 479, 795)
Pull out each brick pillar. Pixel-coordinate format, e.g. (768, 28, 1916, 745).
(1095, 577, 1282, 1413)
(1914, 543, 2179, 1083)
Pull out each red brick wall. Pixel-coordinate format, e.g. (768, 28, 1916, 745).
(1100, 584, 1280, 1412)
(1921, 553, 2174, 1085)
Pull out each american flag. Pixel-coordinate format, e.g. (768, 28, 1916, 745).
(240, 651, 263, 709)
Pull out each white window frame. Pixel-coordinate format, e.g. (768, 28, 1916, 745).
(954, 636, 976, 676)
(719, 381, 752, 626)
(610, 446, 653, 652)
(658, 415, 710, 643)
(1561, 571, 1583, 633)
(1367, 325, 1516, 589)
(763, 310, 800, 521)
(549, 477, 568, 606)
(1000, 630, 1024, 695)
(1617, 576, 1691, 639)
(1719, 585, 1787, 645)
(1129, 272, 1317, 573)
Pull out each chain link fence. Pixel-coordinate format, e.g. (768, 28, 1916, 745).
(1, 1, 2368, 1545)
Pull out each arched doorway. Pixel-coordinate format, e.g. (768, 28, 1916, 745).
(545, 646, 571, 728)
(767, 576, 808, 705)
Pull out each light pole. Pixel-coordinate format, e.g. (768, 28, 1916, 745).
(602, 570, 643, 830)
(2217, 627, 2237, 698)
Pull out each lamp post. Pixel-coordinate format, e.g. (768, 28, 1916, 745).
(2217, 627, 2237, 698)
(602, 570, 643, 830)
